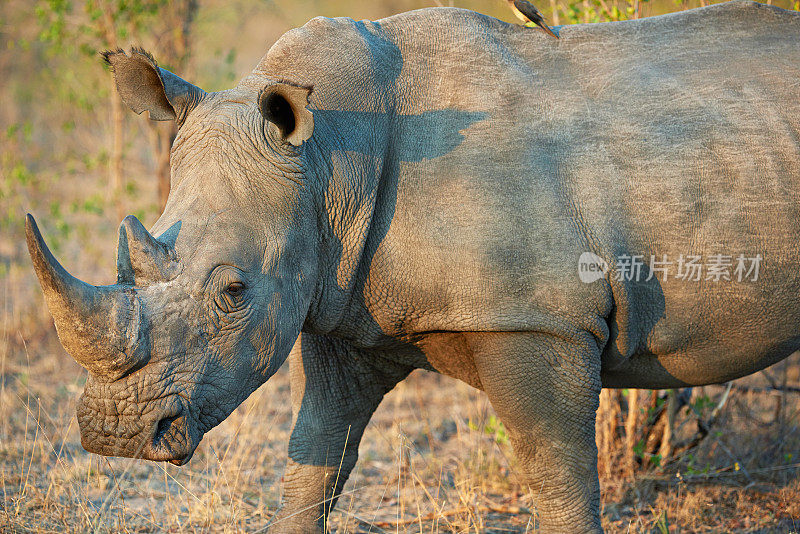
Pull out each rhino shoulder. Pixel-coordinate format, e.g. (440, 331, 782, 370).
(257, 7, 518, 75)
(258, 16, 340, 74)
(256, 15, 395, 80)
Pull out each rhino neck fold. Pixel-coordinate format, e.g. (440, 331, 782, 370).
(302, 124, 389, 336)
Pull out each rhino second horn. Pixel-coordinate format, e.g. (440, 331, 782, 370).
(26, 214, 146, 380)
(117, 215, 178, 285)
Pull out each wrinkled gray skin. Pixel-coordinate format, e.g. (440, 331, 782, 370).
(26, 2, 800, 532)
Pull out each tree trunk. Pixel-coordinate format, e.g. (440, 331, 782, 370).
(624, 388, 640, 477)
(146, 0, 198, 214)
(148, 121, 175, 213)
(657, 389, 677, 464)
(108, 79, 125, 221)
(549, 0, 561, 25)
(97, 1, 125, 220)
(596, 389, 621, 478)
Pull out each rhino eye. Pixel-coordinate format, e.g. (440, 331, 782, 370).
(225, 282, 245, 297)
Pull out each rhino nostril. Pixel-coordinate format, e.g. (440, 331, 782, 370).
(154, 413, 180, 443)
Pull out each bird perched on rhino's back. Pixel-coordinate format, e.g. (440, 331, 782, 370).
(507, 0, 559, 38)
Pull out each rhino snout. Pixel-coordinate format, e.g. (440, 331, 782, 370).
(77, 391, 198, 465)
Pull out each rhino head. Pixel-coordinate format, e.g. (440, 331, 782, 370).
(26, 49, 322, 465)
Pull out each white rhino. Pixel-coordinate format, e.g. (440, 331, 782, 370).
(26, 1, 800, 531)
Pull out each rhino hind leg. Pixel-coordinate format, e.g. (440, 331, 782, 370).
(469, 330, 603, 534)
(267, 333, 412, 533)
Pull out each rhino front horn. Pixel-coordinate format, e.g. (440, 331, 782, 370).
(26, 214, 146, 380)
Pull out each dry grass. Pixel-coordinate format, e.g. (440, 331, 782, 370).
(1, 306, 799, 533)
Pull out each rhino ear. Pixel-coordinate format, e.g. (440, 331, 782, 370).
(258, 82, 314, 147)
(102, 47, 206, 125)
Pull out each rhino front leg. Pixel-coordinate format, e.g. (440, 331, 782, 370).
(267, 333, 412, 533)
(469, 330, 603, 533)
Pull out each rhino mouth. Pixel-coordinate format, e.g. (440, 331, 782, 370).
(144, 410, 197, 465)
(77, 386, 202, 465)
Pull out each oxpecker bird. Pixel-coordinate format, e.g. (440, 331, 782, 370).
(507, 0, 559, 39)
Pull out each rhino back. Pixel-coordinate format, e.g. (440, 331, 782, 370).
(253, 2, 800, 385)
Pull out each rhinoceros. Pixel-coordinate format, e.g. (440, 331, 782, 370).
(25, 1, 800, 531)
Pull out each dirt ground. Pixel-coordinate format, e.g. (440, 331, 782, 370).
(1, 319, 799, 533)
